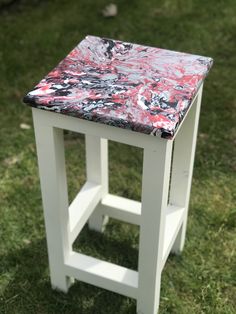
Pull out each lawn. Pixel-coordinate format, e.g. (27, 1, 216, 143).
(0, 0, 235, 313)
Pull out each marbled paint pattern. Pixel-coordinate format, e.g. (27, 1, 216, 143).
(23, 36, 213, 138)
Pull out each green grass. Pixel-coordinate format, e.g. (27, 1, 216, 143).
(0, 0, 236, 313)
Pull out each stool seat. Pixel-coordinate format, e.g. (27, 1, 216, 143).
(23, 35, 212, 138)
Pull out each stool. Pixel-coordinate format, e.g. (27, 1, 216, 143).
(23, 36, 212, 314)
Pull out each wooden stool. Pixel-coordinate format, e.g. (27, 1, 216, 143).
(24, 36, 212, 314)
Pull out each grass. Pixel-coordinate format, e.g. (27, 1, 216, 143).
(0, 0, 235, 313)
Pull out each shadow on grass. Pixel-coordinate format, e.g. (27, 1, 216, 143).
(1, 230, 137, 313)
(73, 222, 139, 270)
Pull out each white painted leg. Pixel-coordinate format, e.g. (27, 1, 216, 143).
(137, 139, 173, 314)
(170, 85, 203, 253)
(33, 110, 73, 292)
(86, 135, 109, 232)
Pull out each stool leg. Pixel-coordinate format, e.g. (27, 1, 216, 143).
(137, 140, 173, 314)
(170, 85, 203, 253)
(86, 135, 109, 232)
(33, 112, 73, 292)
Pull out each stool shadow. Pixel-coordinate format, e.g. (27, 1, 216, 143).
(1, 235, 137, 313)
(73, 222, 139, 271)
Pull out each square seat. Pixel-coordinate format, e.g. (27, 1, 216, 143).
(23, 35, 212, 139)
(24, 36, 212, 314)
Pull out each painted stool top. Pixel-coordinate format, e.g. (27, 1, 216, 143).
(23, 35, 213, 139)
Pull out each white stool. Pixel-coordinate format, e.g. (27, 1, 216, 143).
(24, 36, 212, 314)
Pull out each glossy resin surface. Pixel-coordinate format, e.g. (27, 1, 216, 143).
(24, 36, 213, 138)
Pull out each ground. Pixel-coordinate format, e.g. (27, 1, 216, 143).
(0, 0, 235, 313)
